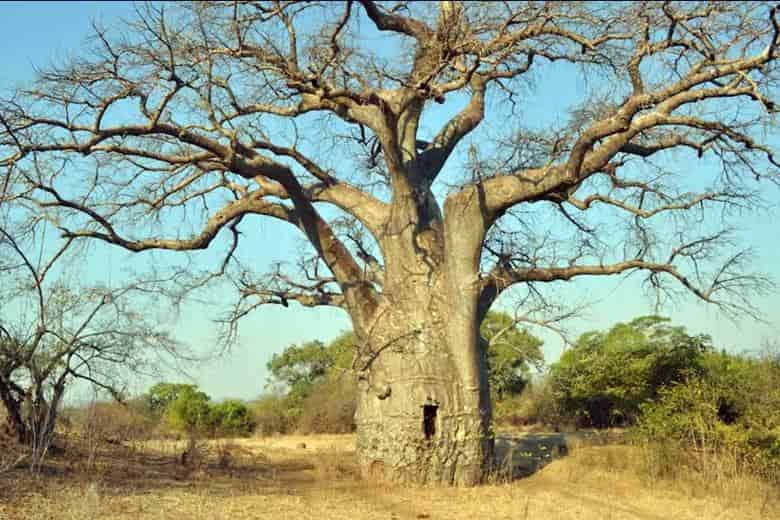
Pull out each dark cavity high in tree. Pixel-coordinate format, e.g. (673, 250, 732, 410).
(1, 2, 779, 484)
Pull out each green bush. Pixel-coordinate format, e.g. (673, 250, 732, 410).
(549, 316, 709, 428)
(141, 383, 257, 438)
(637, 377, 723, 446)
(635, 351, 780, 483)
(164, 386, 213, 434)
(266, 333, 354, 397)
(209, 399, 256, 437)
(144, 383, 202, 419)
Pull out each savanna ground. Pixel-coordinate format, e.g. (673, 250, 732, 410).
(1, 431, 778, 520)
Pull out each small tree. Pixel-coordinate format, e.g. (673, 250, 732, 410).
(209, 399, 256, 437)
(0, 219, 180, 471)
(266, 333, 354, 417)
(480, 311, 544, 402)
(145, 383, 203, 419)
(550, 316, 709, 427)
(265, 332, 356, 431)
(267, 332, 355, 392)
(164, 386, 212, 434)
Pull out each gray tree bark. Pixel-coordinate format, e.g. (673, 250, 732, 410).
(350, 187, 495, 484)
(353, 289, 493, 484)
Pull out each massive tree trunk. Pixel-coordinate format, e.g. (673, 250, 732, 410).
(353, 193, 493, 485)
(354, 295, 493, 485)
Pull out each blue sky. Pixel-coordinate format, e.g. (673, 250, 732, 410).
(1, 2, 778, 401)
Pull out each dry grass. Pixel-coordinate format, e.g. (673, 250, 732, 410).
(1, 433, 778, 520)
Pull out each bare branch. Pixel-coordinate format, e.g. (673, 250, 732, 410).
(358, 0, 432, 39)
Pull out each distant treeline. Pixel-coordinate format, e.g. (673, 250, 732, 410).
(61, 314, 779, 482)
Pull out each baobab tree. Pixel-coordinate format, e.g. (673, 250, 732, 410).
(1, 1, 778, 483)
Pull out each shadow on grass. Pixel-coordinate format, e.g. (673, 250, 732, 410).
(494, 433, 571, 479)
(0, 438, 331, 502)
(0, 430, 625, 503)
(494, 430, 630, 480)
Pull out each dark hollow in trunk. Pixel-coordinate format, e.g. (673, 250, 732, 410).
(422, 402, 438, 439)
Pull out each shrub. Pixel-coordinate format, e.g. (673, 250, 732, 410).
(637, 377, 723, 448)
(209, 400, 256, 437)
(549, 316, 709, 428)
(164, 387, 213, 434)
(138, 382, 261, 438)
(69, 400, 155, 442)
(297, 375, 356, 434)
(635, 353, 780, 483)
(251, 393, 296, 436)
(144, 383, 202, 419)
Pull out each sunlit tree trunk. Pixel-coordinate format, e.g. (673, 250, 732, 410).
(353, 286, 493, 484)
(352, 190, 494, 484)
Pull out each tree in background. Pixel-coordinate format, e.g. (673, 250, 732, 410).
(162, 385, 212, 434)
(146, 383, 256, 437)
(0, 217, 179, 471)
(2, 2, 779, 483)
(266, 332, 354, 399)
(550, 316, 710, 428)
(266, 333, 353, 409)
(480, 311, 544, 402)
(145, 383, 204, 419)
(263, 332, 356, 433)
(260, 321, 541, 434)
(209, 399, 256, 437)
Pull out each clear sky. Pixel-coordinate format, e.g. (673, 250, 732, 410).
(1, 2, 778, 402)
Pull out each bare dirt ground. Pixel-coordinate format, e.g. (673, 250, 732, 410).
(1, 433, 777, 520)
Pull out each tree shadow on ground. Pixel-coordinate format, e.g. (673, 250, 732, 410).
(0, 437, 330, 502)
(493, 433, 570, 479)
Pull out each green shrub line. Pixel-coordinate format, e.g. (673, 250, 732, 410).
(58, 314, 779, 485)
(493, 316, 780, 484)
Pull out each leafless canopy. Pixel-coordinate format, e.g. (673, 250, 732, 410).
(1, 1, 778, 336)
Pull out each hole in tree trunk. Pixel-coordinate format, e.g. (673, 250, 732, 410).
(422, 403, 438, 439)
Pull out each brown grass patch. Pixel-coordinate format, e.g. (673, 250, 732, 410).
(0, 433, 778, 520)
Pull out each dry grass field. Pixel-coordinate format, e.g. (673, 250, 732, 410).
(1, 433, 778, 520)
